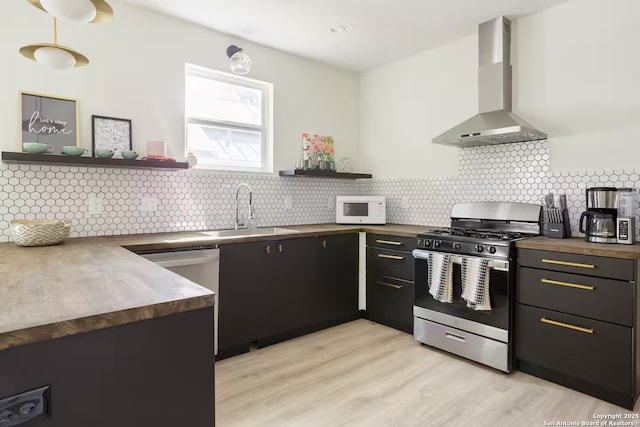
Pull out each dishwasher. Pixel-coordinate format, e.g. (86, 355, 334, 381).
(140, 247, 219, 354)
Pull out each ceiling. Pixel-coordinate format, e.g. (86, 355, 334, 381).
(125, 0, 571, 72)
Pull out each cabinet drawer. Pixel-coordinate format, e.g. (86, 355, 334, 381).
(516, 304, 632, 394)
(366, 276, 414, 333)
(517, 249, 633, 281)
(518, 267, 633, 326)
(367, 234, 416, 251)
(367, 246, 414, 281)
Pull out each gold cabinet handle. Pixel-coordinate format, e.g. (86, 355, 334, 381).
(265, 245, 271, 254)
(378, 254, 404, 260)
(541, 278, 595, 291)
(541, 259, 595, 269)
(278, 243, 283, 253)
(375, 239, 402, 246)
(321, 240, 327, 248)
(540, 317, 594, 334)
(376, 281, 403, 289)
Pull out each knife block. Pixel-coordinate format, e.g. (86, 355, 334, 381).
(546, 209, 571, 238)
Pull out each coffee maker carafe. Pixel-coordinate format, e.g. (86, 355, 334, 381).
(579, 187, 618, 244)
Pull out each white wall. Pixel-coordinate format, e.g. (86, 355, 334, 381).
(0, 0, 359, 172)
(514, 0, 640, 172)
(359, 0, 640, 179)
(359, 35, 476, 179)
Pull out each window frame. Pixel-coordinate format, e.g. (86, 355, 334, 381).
(185, 63, 273, 173)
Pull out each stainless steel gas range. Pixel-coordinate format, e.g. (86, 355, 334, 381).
(412, 202, 542, 372)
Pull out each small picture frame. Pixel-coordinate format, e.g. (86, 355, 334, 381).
(19, 91, 79, 152)
(91, 115, 132, 156)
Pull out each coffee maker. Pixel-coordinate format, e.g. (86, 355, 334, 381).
(579, 187, 618, 244)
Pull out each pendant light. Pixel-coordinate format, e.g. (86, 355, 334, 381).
(25, 0, 113, 23)
(20, 18, 89, 69)
(226, 45, 251, 75)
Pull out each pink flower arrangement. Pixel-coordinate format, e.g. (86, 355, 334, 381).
(305, 134, 335, 161)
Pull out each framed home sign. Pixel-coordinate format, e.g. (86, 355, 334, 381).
(19, 91, 79, 152)
(91, 115, 132, 156)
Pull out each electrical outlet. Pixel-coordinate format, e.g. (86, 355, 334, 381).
(140, 197, 158, 212)
(284, 195, 292, 210)
(0, 385, 49, 426)
(89, 197, 103, 215)
(328, 196, 335, 210)
(401, 196, 409, 209)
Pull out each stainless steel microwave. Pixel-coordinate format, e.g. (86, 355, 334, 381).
(336, 196, 386, 225)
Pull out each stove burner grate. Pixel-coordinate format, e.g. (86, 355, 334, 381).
(425, 227, 529, 241)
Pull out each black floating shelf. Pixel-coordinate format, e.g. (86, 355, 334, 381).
(2, 152, 189, 170)
(279, 169, 372, 179)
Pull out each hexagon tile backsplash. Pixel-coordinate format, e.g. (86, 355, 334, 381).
(360, 140, 639, 237)
(0, 165, 359, 242)
(0, 140, 636, 242)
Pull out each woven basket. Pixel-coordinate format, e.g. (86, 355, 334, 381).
(10, 220, 72, 247)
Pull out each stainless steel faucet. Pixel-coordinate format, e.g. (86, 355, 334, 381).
(234, 183, 254, 230)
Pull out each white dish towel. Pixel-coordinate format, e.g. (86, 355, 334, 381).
(461, 257, 492, 311)
(428, 253, 453, 303)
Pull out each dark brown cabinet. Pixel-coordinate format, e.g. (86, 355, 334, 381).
(217, 240, 273, 357)
(516, 248, 639, 409)
(314, 234, 360, 324)
(218, 234, 359, 358)
(0, 308, 214, 427)
(261, 238, 318, 342)
(366, 234, 416, 333)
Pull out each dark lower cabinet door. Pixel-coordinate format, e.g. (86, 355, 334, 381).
(218, 240, 273, 356)
(220, 234, 360, 354)
(259, 234, 359, 347)
(366, 276, 414, 333)
(263, 237, 317, 338)
(316, 234, 359, 322)
(517, 304, 633, 402)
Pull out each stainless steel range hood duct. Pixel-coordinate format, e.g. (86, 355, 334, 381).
(432, 17, 547, 147)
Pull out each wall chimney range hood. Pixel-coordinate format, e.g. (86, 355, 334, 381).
(432, 16, 547, 147)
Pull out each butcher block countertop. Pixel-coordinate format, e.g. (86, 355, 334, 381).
(108, 223, 428, 252)
(0, 238, 215, 351)
(0, 223, 427, 351)
(516, 236, 640, 260)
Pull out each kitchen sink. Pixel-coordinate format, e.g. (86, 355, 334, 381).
(199, 227, 301, 239)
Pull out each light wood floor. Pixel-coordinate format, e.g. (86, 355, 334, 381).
(216, 319, 639, 426)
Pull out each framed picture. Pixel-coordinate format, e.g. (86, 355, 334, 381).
(19, 91, 79, 153)
(303, 133, 335, 162)
(91, 115, 132, 156)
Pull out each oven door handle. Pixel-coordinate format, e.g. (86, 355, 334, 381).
(412, 249, 509, 271)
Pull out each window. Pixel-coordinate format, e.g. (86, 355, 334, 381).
(185, 64, 273, 173)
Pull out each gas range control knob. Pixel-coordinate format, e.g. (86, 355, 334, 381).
(424, 239, 431, 248)
(434, 240, 441, 248)
(452, 242, 461, 251)
(475, 244, 484, 253)
(488, 246, 497, 254)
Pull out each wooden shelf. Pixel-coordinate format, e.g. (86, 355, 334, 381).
(279, 169, 372, 179)
(2, 152, 189, 170)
